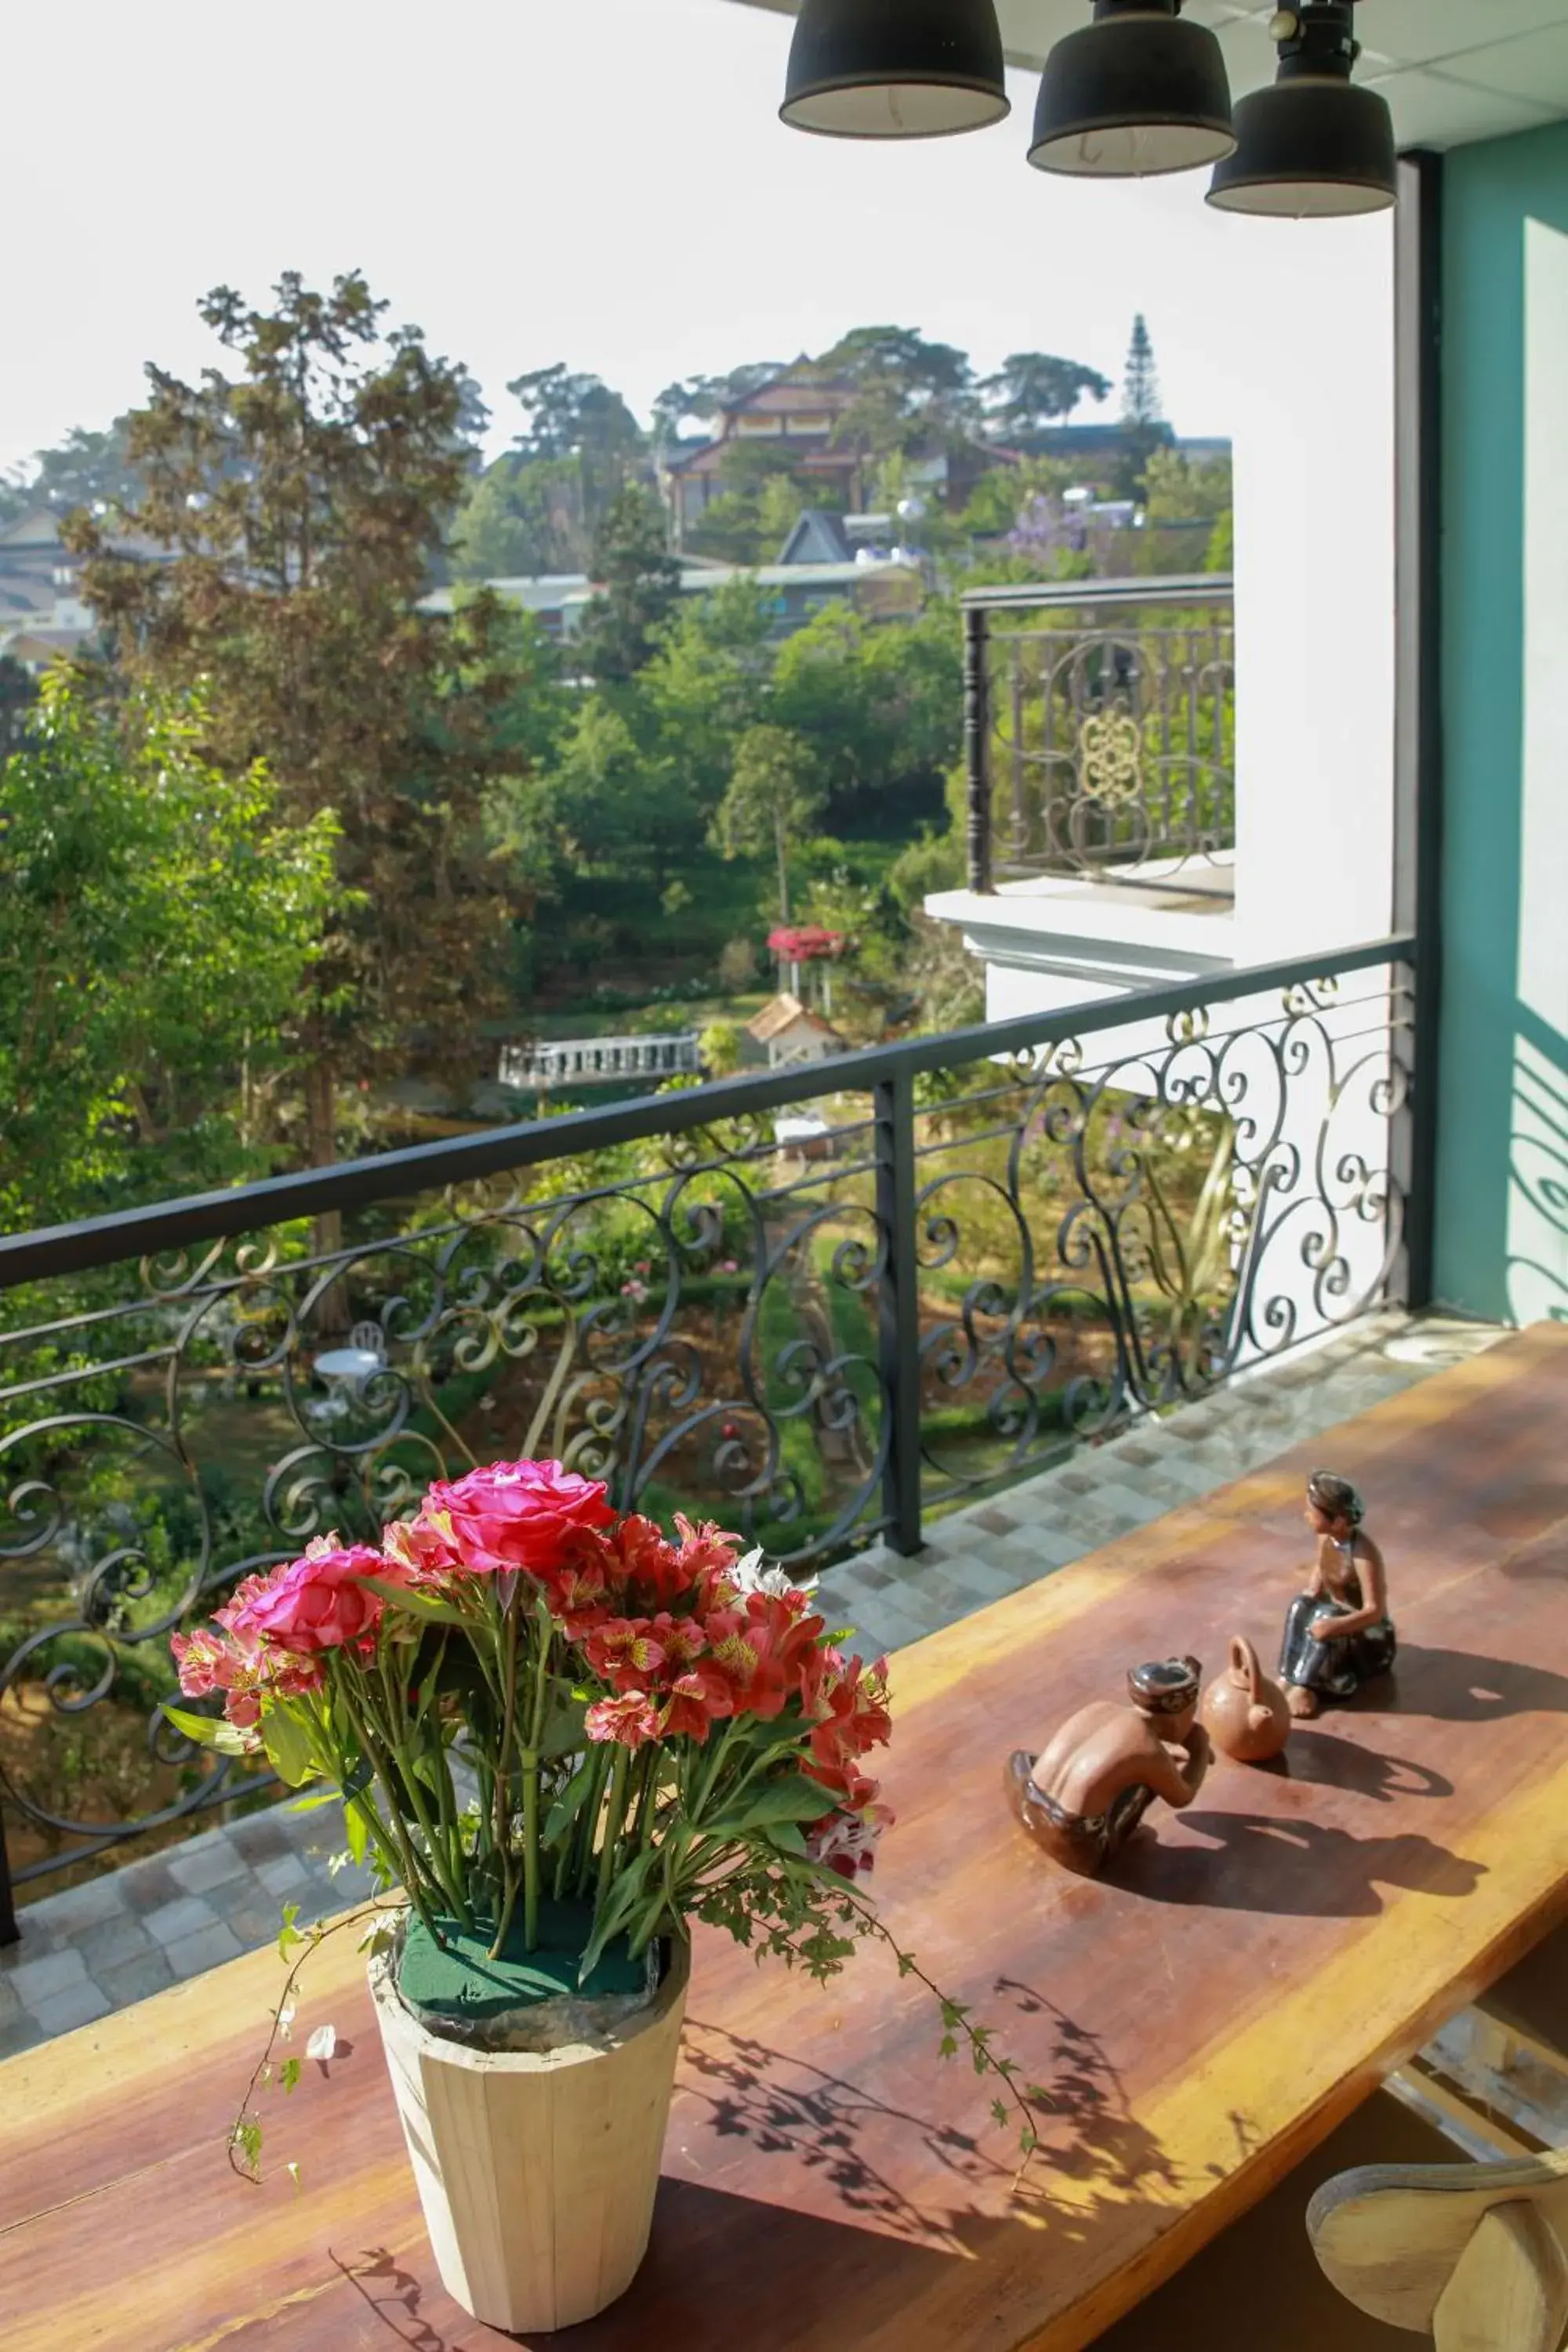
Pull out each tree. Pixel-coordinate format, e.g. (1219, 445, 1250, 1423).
(452, 453, 584, 579)
(0, 675, 336, 1226)
(575, 485, 682, 682)
(0, 655, 37, 760)
(69, 270, 528, 1190)
(651, 364, 782, 448)
(0, 416, 143, 530)
(1122, 314, 1163, 427)
(699, 1018, 746, 1076)
(712, 725, 825, 922)
(506, 365, 644, 535)
(1142, 447, 1234, 570)
(824, 325, 978, 459)
(982, 353, 1112, 436)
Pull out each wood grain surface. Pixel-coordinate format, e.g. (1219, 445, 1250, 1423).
(4, 1326, 1567, 2352)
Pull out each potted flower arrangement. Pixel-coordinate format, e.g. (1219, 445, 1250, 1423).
(167, 1461, 1029, 2332)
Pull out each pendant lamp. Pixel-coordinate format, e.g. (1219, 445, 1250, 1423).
(1207, 3, 1396, 217)
(1028, 1, 1235, 180)
(781, 0, 1010, 140)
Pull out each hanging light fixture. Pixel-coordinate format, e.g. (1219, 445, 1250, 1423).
(1027, 1, 1235, 180)
(780, 0, 1010, 140)
(1207, 3, 1396, 216)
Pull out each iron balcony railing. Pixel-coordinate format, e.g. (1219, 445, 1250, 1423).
(963, 575, 1236, 898)
(0, 936, 1414, 1932)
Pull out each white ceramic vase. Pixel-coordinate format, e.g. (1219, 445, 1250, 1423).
(368, 1933, 690, 2332)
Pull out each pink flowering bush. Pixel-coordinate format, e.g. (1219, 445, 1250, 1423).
(167, 1464, 895, 1983)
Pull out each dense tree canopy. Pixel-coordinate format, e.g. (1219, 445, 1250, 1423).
(68, 270, 531, 1171)
(0, 677, 336, 1225)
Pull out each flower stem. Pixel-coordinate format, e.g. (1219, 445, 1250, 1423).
(594, 1747, 631, 1918)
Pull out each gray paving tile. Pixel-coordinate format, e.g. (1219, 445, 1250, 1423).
(256, 1853, 309, 1898)
(3, 1947, 88, 2004)
(167, 1836, 252, 1896)
(0, 2013, 44, 2060)
(77, 1915, 157, 1974)
(29, 1981, 111, 2035)
(143, 1895, 220, 1947)
(227, 1813, 292, 1865)
(96, 1952, 176, 2008)
(16, 1874, 128, 1936)
(163, 1922, 245, 1980)
(121, 1861, 183, 1915)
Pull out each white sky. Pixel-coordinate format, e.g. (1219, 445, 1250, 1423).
(2, 0, 1392, 474)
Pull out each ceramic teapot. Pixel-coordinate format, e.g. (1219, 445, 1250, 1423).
(1200, 1635, 1292, 1765)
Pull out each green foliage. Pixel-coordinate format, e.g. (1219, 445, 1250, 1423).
(69, 269, 535, 1162)
(981, 351, 1112, 434)
(712, 724, 825, 921)
(575, 486, 681, 683)
(0, 673, 336, 1225)
(451, 453, 584, 580)
(1122, 311, 1163, 426)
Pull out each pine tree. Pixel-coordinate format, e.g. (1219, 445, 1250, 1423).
(1122, 314, 1163, 428)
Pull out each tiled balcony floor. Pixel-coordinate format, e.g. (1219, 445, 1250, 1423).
(0, 1308, 1505, 2059)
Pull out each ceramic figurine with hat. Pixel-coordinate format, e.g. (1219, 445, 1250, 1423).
(1006, 1657, 1210, 1878)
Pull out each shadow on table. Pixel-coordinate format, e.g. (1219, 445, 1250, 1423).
(1120, 1812, 1486, 1917)
(1377, 1644, 1568, 1721)
(329, 1992, 1189, 2349)
(1269, 1730, 1452, 1802)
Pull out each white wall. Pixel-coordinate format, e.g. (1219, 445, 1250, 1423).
(1225, 216, 1398, 964)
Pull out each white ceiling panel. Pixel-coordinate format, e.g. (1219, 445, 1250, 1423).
(741, 1, 1568, 147)
(1363, 65, 1561, 144)
(1441, 24, 1568, 100)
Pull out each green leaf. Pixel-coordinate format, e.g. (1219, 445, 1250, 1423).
(286, 1790, 339, 1814)
(363, 1577, 469, 1629)
(343, 1797, 371, 1867)
(279, 2058, 301, 2095)
(539, 1684, 588, 1759)
(701, 1773, 836, 1838)
(261, 1704, 320, 1791)
(543, 1754, 597, 1846)
(162, 1703, 251, 1757)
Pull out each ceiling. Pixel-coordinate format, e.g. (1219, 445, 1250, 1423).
(731, 1, 1568, 148)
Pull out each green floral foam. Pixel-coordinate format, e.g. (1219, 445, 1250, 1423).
(398, 1898, 648, 2024)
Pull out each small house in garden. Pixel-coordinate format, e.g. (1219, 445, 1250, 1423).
(746, 993, 847, 1071)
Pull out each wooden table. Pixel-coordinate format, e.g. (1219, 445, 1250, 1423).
(5, 1327, 1568, 2352)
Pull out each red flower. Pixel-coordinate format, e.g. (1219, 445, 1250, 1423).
(220, 1541, 390, 1657)
(383, 1509, 466, 1588)
(423, 1460, 614, 1577)
(585, 1690, 661, 1751)
(808, 1653, 893, 1777)
(703, 1592, 826, 1722)
(767, 926, 844, 963)
(607, 1515, 701, 1610)
(659, 1664, 735, 1742)
(806, 1800, 893, 1880)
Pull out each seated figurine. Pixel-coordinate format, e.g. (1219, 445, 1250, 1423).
(1005, 1657, 1210, 1878)
(1278, 1468, 1396, 1720)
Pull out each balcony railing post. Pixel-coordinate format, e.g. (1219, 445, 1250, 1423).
(874, 1070, 924, 1558)
(0, 1809, 19, 1946)
(964, 603, 993, 894)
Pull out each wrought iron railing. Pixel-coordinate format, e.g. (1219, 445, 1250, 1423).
(963, 575, 1236, 896)
(0, 937, 1413, 1927)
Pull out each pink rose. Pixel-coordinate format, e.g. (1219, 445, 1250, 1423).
(223, 1538, 390, 1657)
(423, 1460, 614, 1577)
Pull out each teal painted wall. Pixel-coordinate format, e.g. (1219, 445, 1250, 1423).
(1436, 125, 1568, 1323)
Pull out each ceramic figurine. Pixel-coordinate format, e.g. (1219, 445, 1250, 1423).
(1200, 1635, 1292, 1764)
(1278, 1469, 1396, 1720)
(1005, 1657, 1210, 1878)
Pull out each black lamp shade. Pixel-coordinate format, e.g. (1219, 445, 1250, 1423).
(1028, 5, 1235, 179)
(781, 0, 1010, 140)
(1207, 75, 1396, 216)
